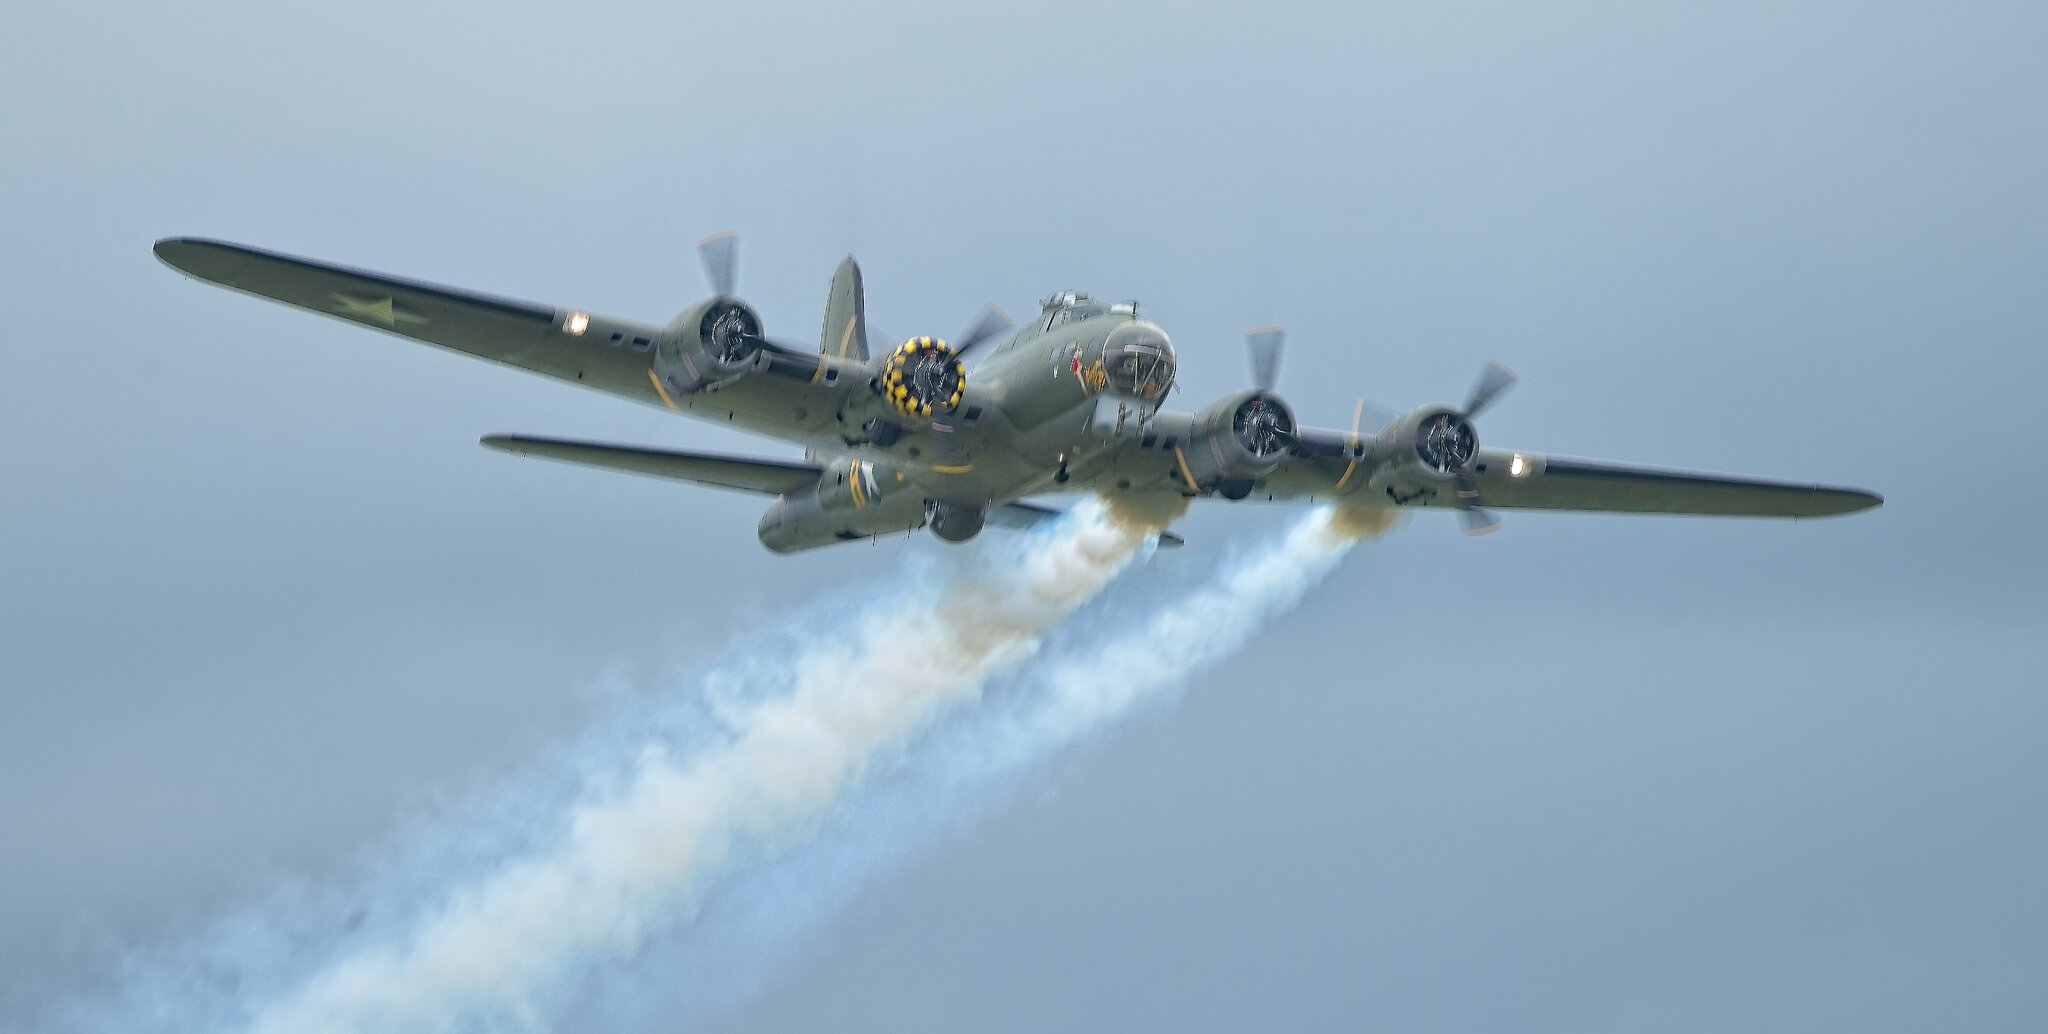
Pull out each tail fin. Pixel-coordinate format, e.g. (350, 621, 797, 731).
(820, 256, 870, 361)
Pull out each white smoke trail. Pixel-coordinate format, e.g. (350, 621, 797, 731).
(68, 502, 1391, 1034)
(969, 506, 1384, 770)
(67, 501, 1156, 1034)
(558, 505, 1393, 1029)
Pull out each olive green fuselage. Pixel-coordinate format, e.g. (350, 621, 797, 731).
(662, 305, 1286, 517)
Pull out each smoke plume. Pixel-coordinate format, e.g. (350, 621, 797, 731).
(70, 502, 1397, 1033)
(586, 503, 1395, 1026)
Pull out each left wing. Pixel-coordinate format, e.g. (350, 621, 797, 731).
(1461, 451, 1881, 517)
(154, 238, 672, 409)
(1263, 444, 1880, 518)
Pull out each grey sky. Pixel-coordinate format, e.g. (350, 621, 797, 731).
(3, 0, 2043, 1030)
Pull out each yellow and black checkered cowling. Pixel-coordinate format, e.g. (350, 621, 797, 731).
(879, 337, 966, 419)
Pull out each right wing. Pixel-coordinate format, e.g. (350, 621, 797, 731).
(154, 237, 674, 409)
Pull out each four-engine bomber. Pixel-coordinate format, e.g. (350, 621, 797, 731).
(153, 233, 1882, 553)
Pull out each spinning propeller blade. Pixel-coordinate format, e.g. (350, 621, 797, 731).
(1459, 503, 1502, 536)
(952, 305, 1015, 359)
(697, 231, 738, 297)
(1247, 325, 1285, 392)
(1440, 362, 1520, 535)
(1464, 359, 1517, 419)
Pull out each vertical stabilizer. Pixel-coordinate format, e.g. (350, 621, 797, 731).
(820, 256, 871, 362)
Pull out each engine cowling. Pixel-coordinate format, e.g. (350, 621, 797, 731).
(877, 337, 966, 420)
(757, 457, 925, 553)
(653, 298, 764, 395)
(1377, 406, 1479, 477)
(1180, 389, 1296, 497)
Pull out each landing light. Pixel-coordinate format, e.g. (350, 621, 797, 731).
(1509, 453, 1529, 477)
(563, 311, 590, 336)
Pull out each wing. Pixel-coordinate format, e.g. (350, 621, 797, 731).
(1465, 451, 1882, 517)
(1258, 443, 1879, 518)
(154, 238, 672, 409)
(480, 435, 821, 495)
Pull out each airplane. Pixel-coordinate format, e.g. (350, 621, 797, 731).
(152, 233, 1881, 553)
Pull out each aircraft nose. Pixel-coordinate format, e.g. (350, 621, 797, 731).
(1102, 320, 1177, 399)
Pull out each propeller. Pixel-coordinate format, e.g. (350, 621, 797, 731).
(697, 230, 738, 297)
(1247, 325, 1285, 392)
(868, 305, 1010, 362)
(1456, 489, 1501, 536)
(688, 231, 819, 356)
(1463, 359, 1518, 419)
(951, 305, 1015, 360)
(1450, 359, 1517, 536)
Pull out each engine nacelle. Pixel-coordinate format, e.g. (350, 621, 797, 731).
(1180, 389, 1296, 497)
(924, 500, 986, 544)
(876, 336, 966, 421)
(1377, 406, 1478, 477)
(756, 458, 924, 554)
(653, 297, 764, 395)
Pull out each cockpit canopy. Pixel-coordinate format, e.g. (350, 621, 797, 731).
(1102, 319, 1176, 402)
(1039, 289, 1107, 330)
(1039, 290, 1142, 326)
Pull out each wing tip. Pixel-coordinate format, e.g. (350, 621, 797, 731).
(152, 235, 207, 269)
(1819, 487, 1884, 516)
(152, 236, 248, 280)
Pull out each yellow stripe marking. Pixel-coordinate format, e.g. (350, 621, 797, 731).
(931, 463, 973, 474)
(850, 460, 867, 508)
(647, 369, 678, 410)
(837, 314, 858, 359)
(1173, 446, 1200, 494)
(1334, 398, 1365, 491)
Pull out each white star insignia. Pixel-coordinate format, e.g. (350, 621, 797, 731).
(329, 293, 429, 328)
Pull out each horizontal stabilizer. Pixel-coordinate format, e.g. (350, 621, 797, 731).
(484, 436, 1188, 547)
(481, 435, 821, 496)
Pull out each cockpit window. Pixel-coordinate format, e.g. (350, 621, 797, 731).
(1044, 303, 1107, 332)
(1040, 291, 1107, 332)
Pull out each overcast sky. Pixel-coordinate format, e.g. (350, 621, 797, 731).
(2, 0, 2044, 1030)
